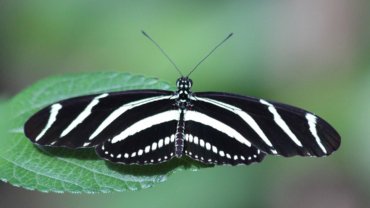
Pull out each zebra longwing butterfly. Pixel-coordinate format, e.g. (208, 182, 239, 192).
(24, 32, 340, 166)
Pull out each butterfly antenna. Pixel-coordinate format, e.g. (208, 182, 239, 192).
(187, 33, 233, 77)
(142, 30, 183, 76)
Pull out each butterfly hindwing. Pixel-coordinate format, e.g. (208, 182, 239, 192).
(184, 117, 266, 166)
(191, 92, 340, 157)
(96, 119, 178, 165)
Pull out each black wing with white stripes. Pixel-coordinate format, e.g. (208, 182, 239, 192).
(191, 92, 340, 157)
(95, 115, 178, 165)
(25, 90, 175, 148)
(184, 117, 266, 165)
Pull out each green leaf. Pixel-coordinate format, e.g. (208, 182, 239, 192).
(0, 72, 204, 193)
(0, 99, 8, 159)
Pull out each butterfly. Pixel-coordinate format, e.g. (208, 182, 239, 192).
(24, 32, 341, 166)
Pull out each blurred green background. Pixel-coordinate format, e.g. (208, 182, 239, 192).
(0, 0, 369, 207)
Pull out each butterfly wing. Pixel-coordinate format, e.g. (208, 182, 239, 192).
(190, 92, 340, 157)
(183, 111, 266, 165)
(95, 111, 178, 165)
(24, 90, 174, 148)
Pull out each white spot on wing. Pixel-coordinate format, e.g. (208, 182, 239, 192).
(194, 136, 199, 145)
(158, 139, 164, 148)
(171, 134, 175, 142)
(212, 145, 218, 154)
(260, 99, 303, 147)
(35, 103, 62, 141)
(306, 113, 327, 154)
(145, 145, 150, 153)
(200, 139, 205, 147)
(206, 142, 211, 150)
(152, 142, 157, 151)
(60, 93, 108, 138)
(165, 137, 170, 145)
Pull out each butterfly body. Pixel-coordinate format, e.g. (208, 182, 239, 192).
(174, 77, 193, 157)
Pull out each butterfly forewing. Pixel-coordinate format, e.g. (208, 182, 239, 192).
(24, 90, 174, 148)
(192, 92, 340, 157)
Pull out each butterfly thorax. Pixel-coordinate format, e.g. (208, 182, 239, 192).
(175, 77, 193, 110)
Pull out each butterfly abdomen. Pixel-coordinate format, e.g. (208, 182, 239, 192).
(175, 110, 185, 157)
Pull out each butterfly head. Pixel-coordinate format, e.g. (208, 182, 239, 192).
(176, 77, 193, 92)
